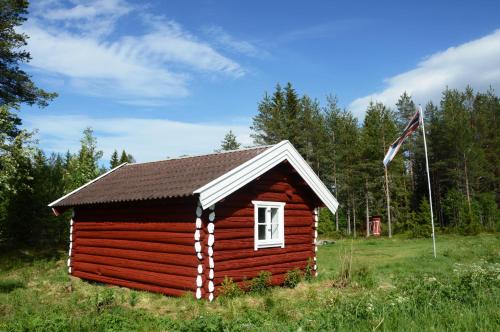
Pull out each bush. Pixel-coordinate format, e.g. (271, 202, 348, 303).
(248, 271, 272, 294)
(218, 277, 243, 299)
(283, 268, 303, 288)
(304, 258, 314, 281)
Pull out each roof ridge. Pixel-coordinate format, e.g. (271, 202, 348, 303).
(128, 144, 274, 166)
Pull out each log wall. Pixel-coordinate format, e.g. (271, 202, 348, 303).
(213, 162, 320, 294)
(70, 197, 200, 297)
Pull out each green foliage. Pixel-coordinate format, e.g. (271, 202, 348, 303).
(218, 277, 243, 299)
(304, 257, 314, 281)
(0, 0, 57, 107)
(219, 130, 241, 151)
(64, 127, 103, 191)
(410, 197, 433, 238)
(1, 235, 498, 331)
(248, 271, 272, 294)
(119, 149, 135, 164)
(110, 150, 120, 168)
(283, 268, 303, 288)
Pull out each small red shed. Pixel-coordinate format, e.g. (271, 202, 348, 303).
(50, 141, 338, 301)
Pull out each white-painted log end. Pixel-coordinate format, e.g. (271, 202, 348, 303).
(209, 257, 214, 269)
(208, 211, 215, 222)
(67, 258, 71, 267)
(70, 219, 74, 226)
(194, 229, 201, 241)
(209, 269, 214, 280)
(196, 275, 203, 288)
(208, 246, 214, 257)
(194, 241, 202, 253)
(197, 252, 203, 260)
(196, 288, 202, 300)
(208, 293, 214, 302)
(208, 234, 215, 246)
(207, 223, 215, 234)
(197, 264, 203, 274)
(195, 218, 202, 229)
(68, 267, 72, 274)
(208, 281, 214, 292)
(196, 206, 202, 217)
(209, 204, 215, 211)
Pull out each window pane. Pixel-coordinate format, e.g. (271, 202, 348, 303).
(258, 207, 266, 224)
(270, 207, 279, 224)
(258, 224, 266, 240)
(271, 223, 279, 239)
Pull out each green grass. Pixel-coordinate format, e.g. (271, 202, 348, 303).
(0, 234, 498, 331)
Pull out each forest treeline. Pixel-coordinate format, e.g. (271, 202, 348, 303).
(1, 84, 499, 248)
(250, 83, 499, 237)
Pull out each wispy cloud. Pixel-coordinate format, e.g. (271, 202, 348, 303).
(349, 29, 500, 118)
(24, 114, 253, 162)
(278, 19, 373, 44)
(203, 25, 265, 58)
(23, 0, 246, 105)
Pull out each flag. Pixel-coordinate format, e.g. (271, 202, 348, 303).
(383, 109, 422, 167)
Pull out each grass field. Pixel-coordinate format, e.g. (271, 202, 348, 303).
(0, 234, 498, 331)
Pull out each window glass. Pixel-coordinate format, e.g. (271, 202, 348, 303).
(258, 224, 266, 240)
(258, 207, 266, 224)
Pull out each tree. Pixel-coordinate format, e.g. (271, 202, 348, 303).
(64, 127, 103, 191)
(220, 130, 241, 151)
(110, 150, 119, 168)
(0, 0, 57, 108)
(119, 150, 135, 164)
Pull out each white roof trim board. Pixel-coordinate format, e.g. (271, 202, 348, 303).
(194, 140, 339, 214)
(48, 163, 128, 207)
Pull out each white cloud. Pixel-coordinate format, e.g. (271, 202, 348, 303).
(203, 26, 264, 58)
(23, 1, 245, 105)
(23, 114, 253, 162)
(349, 29, 500, 119)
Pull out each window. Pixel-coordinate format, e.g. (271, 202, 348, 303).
(252, 201, 285, 250)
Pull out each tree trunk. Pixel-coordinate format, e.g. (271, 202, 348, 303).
(365, 188, 370, 237)
(352, 196, 357, 238)
(464, 152, 472, 214)
(347, 206, 351, 235)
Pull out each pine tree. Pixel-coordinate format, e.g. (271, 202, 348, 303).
(220, 130, 241, 151)
(119, 150, 135, 164)
(110, 150, 119, 168)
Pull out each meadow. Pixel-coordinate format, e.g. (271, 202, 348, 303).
(0, 234, 498, 331)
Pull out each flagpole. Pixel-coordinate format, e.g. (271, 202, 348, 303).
(384, 166, 392, 238)
(419, 105, 437, 258)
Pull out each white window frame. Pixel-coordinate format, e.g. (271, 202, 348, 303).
(252, 200, 286, 250)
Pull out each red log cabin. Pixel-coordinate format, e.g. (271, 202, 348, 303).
(49, 140, 338, 301)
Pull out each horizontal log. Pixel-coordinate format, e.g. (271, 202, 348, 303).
(74, 246, 197, 267)
(215, 261, 308, 284)
(72, 269, 195, 295)
(75, 230, 194, 245)
(215, 235, 312, 251)
(285, 226, 314, 236)
(217, 251, 312, 272)
(74, 238, 195, 254)
(76, 215, 197, 223)
(215, 244, 313, 262)
(74, 262, 196, 290)
(284, 210, 314, 217)
(74, 222, 196, 233)
(73, 253, 197, 277)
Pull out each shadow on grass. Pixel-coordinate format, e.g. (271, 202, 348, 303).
(0, 279, 25, 293)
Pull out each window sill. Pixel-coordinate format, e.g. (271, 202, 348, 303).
(255, 241, 284, 250)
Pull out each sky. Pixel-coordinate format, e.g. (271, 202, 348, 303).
(19, 0, 500, 163)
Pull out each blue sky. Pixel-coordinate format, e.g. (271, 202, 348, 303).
(20, 0, 500, 162)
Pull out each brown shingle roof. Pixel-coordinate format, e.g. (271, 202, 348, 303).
(51, 146, 271, 207)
